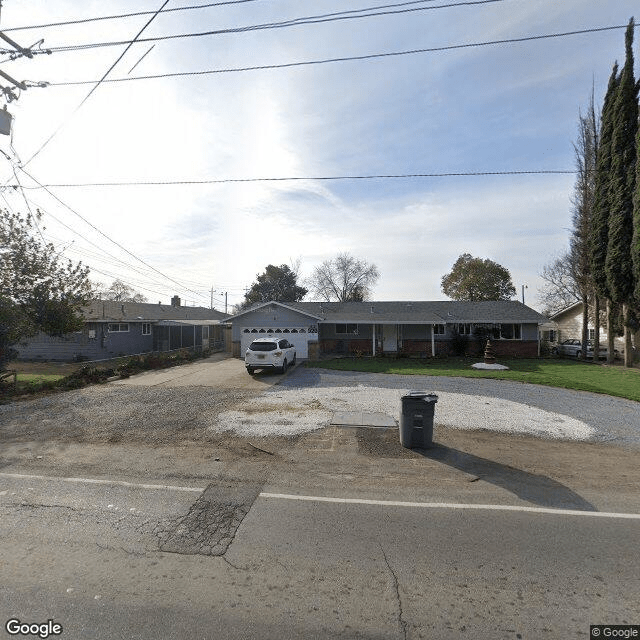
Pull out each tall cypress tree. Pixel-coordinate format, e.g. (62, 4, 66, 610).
(590, 62, 619, 361)
(605, 18, 638, 367)
(570, 93, 599, 359)
(633, 46, 640, 308)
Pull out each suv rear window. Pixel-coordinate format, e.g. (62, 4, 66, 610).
(248, 341, 277, 352)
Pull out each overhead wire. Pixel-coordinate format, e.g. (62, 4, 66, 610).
(0, 150, 176, 287)
(8, 170, 577, 190)
(0, 181, 187, 302)
(1, 1, 449, 33)
(14, 165, 210, 303)
(42, 24, 636, 87)
(10, 194, 191, 293)
(2, 0, 270, 32)
(6, 0, 506, 57)
(23, 0, 172, 168)
(1, 153, 237, 304)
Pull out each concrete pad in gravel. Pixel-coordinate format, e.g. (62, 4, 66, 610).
(330, 411, 397, 428)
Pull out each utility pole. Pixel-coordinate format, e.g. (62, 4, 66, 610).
(225, 292, 228, 314)
(0, 14, 41, 135)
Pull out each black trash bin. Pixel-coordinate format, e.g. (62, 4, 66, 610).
(399, 391, 438, 449)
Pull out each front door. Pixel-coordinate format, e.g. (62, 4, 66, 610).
(382, 325, 397, 352)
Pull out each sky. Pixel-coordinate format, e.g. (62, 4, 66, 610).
(0, 0, 638, 312)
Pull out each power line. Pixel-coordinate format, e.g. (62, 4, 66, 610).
(8, 170, 577, 190)
(23, 0, 171, 168)
(2, 0, 443, 33)
(2, 0, 270, 32)
(6, 190, 187, 291)
(43, 24, 635, 87)
(5, 0, 506, 57)
(1, 179, 204, 300)
(15, 165, 209, 302)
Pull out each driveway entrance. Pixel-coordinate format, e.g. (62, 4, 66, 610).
(112, 353, 290, 390)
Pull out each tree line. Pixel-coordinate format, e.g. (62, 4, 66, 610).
(541, 18, 640, 366)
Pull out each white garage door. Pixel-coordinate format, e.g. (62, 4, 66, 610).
(241, 328, 312, 359)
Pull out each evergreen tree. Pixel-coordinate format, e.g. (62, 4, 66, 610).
(590, 63, 618, 305)
(605, 18, 638, 367)
(243, 264, 308, 306)
(633, 54, 640, 308)
(1, 210, 91, 369)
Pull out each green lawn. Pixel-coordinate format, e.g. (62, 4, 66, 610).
(15, 373, 64, 389)
(306, 357, 640, 402)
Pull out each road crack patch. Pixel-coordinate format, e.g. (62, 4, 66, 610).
(156, 481, 262, 556)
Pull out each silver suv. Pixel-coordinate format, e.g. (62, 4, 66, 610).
(245, 338, 296, 374)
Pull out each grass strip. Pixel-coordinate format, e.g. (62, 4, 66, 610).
(305, 357, 640, 402)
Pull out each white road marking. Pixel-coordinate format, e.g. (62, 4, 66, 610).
(260, 492, 640, 520)
(0, 472, 205, 493)
(2, 474, 636, 520)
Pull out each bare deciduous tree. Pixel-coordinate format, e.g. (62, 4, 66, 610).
(95, 279, 148, 303)
(537, 252, 581, 317)
(309, 253, 379, 302)
(570, 94, 599, 357)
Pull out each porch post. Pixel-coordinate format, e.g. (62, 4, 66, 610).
(431, 324, 435, 357)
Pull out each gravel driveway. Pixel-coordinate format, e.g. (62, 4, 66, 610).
(1, 364, 639, 447)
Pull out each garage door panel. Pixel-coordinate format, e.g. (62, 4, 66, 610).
(241, 328, 311, 359)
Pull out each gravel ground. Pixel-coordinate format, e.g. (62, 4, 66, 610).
(1, 365, 639, 446)
(0, 385, 257, 444)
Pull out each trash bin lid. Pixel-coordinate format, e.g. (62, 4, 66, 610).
(402, 390, 438, 401)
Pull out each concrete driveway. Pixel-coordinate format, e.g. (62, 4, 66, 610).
(112, 353, 294, 390)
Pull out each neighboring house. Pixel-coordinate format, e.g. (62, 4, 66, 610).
(226, 300, 548, 359)
(17, 296, 229, 362)
(546, 301, 627, 353)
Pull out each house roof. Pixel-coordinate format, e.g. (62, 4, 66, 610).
(225, 301, 325, 322)
(549, 301, 582, 321)
(84, 300, 229, 323)
(227, 300, 548, 324)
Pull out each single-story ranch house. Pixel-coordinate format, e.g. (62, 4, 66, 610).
(226, 300, 548, 359)
(17, 296, 229, 362)
(544, 301, 631, 355)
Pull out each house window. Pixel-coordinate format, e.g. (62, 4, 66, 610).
(499, 324, 521, 340)
(588, 329, 595, 340)
(202, 326, 209, 340)
(336, 324, 358, 335)
(543, 329, 556, 342)
(433, 324, 445, 335)
(142, 323, 151, 335)
(456, 323, 472, 335)
(108, 323, 129, 333)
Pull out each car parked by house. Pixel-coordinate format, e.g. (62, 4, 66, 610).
(245, 338, 296, 374)
(551, 339, 609, 359)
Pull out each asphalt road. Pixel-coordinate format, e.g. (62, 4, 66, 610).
(1, 438, 639, 640)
